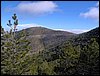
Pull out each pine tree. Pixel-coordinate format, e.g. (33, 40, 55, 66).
(52, 41, 81, 75)
(1, 14, 31, 75)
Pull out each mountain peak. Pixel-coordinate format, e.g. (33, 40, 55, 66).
(17, 27, 74, 36)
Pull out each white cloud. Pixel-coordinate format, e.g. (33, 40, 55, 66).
(66, 29, 89, 34)
(80, 2, 99, 20)
(17, 23, 90, 34)
(54, 29, 89, 34)
(17, 23, 45, 30)
(16, 23, 89, 34)
(15, 1, 58, 15)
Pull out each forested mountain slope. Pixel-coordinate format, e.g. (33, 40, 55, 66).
(30, 27, 99, 75)
(15, 27, 74, 53)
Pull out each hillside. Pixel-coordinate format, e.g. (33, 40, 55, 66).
(17, 27, 74, 36)
(15, 27, 75, 53)
(42, 27, 99, 75)
(15, 27, 99, 75)
(64, 27, 99, 46)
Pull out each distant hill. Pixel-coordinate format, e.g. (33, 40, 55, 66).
(68, 27, 99, 46)
(18, 27, 74, 36)
(47, 27, 99, 53)
(16, 27, 75, 53)
(78, 27, 99, 38)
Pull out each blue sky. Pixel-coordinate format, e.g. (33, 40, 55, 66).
(1, 1, 99, 34)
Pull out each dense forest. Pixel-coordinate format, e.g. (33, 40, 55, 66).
(1, 14, 99, 75)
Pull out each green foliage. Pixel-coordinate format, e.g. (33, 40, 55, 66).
(1, 14, 31, 75)
(76, 38, 99, 75)
(27, 35, 99, 75)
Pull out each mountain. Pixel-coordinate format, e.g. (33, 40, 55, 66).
(18, 27, 74, 36)
(15, 27, 75, 53)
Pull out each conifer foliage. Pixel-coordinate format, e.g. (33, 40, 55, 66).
(1, 14, 31, 75)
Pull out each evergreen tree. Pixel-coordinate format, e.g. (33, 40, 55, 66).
(1, 14, 31, 75)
